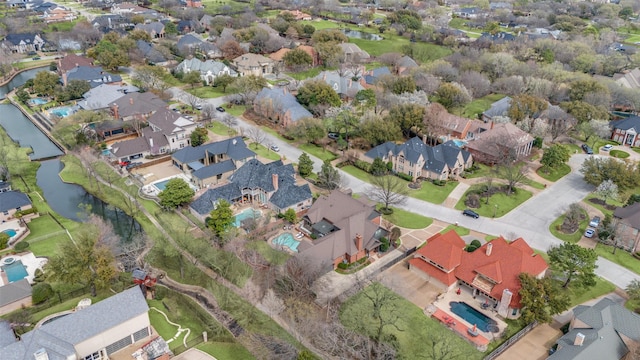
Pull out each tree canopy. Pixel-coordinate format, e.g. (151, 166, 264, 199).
(296, 80, 341, 109)
(190, 127, 209, 147)
(206, 199, 235, 237)
(518, 273, 570, 324)
(548, 243, 598, 288)
(158, 178, 195, 208)
(541, 144, 570, 169)
(317, 160, 341, 190)
(33, 71, 60, 97)
(580, 157, 640, 189)
(297, 152, 314, 177)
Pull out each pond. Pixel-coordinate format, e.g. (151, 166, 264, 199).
(37, 159, 142, 240)
(0, 67, 48, 99)
(341, 29, 383, 41)
(0, 104, 64, 160)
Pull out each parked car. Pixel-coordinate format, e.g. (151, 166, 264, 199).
(589, 216, 601, 228)
(602, 144, 613, 151)
(195, 104, 203, 110)
(119, 160, 130, 167)
(584, 228, 595, 238)
(462, 209, 480, 219)
(328, 132, 340, 140)
(32, 56, 41, 60)
(270, 145, 280, 152)
(581, 144, 593, 154)
(216, 106, 225, 112)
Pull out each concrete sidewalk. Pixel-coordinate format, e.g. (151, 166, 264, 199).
(442, 182, 469, 208)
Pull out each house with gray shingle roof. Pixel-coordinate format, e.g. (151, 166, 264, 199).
(188, 158, 312, 221)
(135, 21, 164, 38)
(175, 58, 236, 85)
(298, 190, 385, 269)
(0, 286, 156, 360)
(397, 55, 418, 75)
(612, 202, 640, 252)
(314, 70, 365, 99)
(0, 191, 32, 222)
(549, 298, 640, 360)
(482, 96, 512, 122)
(232, 53, 274, 77)
(611, 116, 640, 147)
(110, 92, 167, 121)
(337, 43, 370, 62)
(1, 33, 45, 53)
(0, 279, 32, 316)
(136, 40, 170, 66)
(253, 87, 312, 127)
(364, 137, 473, 181)
(65, 66, 122, 88)
(364, 66, 391, 86)
(172, 136, 256, 188)
(79, 84, 139, 111)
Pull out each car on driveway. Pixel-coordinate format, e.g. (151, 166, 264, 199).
(462, 209, 480, 218)
(216, 106, 225, 112)
(581, 144, 593, 154)
(584, 228, 595, 238)
(270, 145, 280, 152)
(589, 216, 601, 228)
(602, 144, 613, 151)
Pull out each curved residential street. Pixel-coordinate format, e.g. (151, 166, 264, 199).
(171, 89, 640, 289)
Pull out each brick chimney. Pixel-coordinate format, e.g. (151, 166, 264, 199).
(112, 103, 119, 119)
(130, 97, 134, 105)
(355, 233, 363, 250)
(486, 242, 493, 256)
(272, 173, 278, 191)
(574, 333, 585, 346)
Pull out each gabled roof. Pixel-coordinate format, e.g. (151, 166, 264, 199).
(192, 159, 235, 180)
(464, 122, 534, 159)
(0, 287, 148, 360)
(172, 137, 255, 164)
(3, 33, 42, 46)
(79, 84, 138, 110)
(611, 116, 640, 132)
(135, 21, 164, 35)
(397, 55, 418, 69)
(147, 108, 195, 137)
(613, 202, 640, 229)
(176, 58, 236, 76)
(59, 54, 93, 72)
(111, 137, 149, 157)
(269, 48, 289, 62)
(136, 40, 168, 64)
(190, 183, 242, 215)
(314, 70, 364, 97)
(232, 53, 273, 67)
(177, 34, 203, 49)
(0, 191, 31, 212)
(254, 87, 312, 123)
(112, 92, 166, 118)
(549, 298, 640, 360)
(414, 231, 465, 270)
(0, 278, 31, 307)
(337, 43, 370, 59)
(229, 159, 291, 192)
(483, 96, 511, 119)
(364, 67, 390, 85)
(66, 66, 122, 88)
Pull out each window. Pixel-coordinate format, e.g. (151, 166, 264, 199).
(512, 308, 518, 316)
(172, 139, 175, 143)
(160, 148, 166, 154)
(105, 334, 132, 354)
(180, 143, 185, 148)
(83, 351, 102, 360)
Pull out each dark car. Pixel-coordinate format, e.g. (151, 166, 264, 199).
(216, 106, 225, 112)
(32, 56, 41, 60)
(581, 144, 593, 154)
(462, 209, 480, 219)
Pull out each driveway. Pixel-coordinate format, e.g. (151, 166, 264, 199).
(169, 89, 640, 289)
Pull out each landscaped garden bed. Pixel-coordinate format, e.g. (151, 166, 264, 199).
(455, 183, 532, 218)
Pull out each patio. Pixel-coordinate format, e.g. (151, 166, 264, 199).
(0, 219, 29, 246)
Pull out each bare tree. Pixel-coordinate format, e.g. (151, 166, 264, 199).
(368, 175, 409, 213)
(183, 92, 201, 111)
(247, 127, 266, 149)
(352, 282, 405, 344)
(116, 233, 148, 272)
(200, 104, 215, 122)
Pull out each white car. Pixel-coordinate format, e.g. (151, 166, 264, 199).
(584, 228, 595, 238)
(270, 145, 280, 152)
(602, 144, 613, 151)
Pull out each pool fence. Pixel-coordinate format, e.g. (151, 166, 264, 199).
(483, 321, 538, 360)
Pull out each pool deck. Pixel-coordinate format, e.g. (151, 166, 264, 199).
(432, 308, 490, 347)
(0, 219, 28, 246)
(0, 252, 48, 286)
(141, 173, 195, 197)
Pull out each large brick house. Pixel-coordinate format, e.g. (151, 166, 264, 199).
(253, 87, 312, 128)
(612, 202, 640, 252)
(298, 190, 387, 270)
(409, 231, 548, 319)
(611, 116, 640, 147)
(364, 137, 473, 181)
(464, 122, 534, 164)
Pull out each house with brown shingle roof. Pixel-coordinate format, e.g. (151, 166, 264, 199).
(297, 190, 387, 270)
(613, 202, 640, 253)
(57, 53, 94, 84)
(464, 122, 534, 164)
(232, 53, 274, 77)
(409, 231, 548, 319)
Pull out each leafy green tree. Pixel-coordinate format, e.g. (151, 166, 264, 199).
(360, 115, 402, 146)
(390, 76, 416, 95)
(562, 101, 609, 123)
(214, 73, 235, 92)
(311, 29, 348, 43)
(355, 89, 376, 111)
(128, 29, 151, 42)
(0, 233, 8, 249)
(158, 178, 194, 208)
(435, 82, 470, 110)
(541, 144, 570, 169)
(286, 117, 325, 144)
(580, 157, 640, 189)
(568, 79, 609, 102)
(370, 157, 388, 176)
(190, 127, 209, 147)
(626, 279, 640, 301)
(387, 9, 422, 30)
(385, 103, 425, 137)
(63, 80, 91, 101)
(548, 243, 598, 288)
(32, 283, 54, 304)
(45, 217, 118, 296)
(518, 273, 570, 323)
(164, 21, 178, 35)
(314, 42, 343, 68)
(15, 89, 30, 104)
(282, 208, 297, 224)
(283, 48, 313, 70)
(627, 194, 640, 206)
(296, 80, 341, 109)
(508, 94, 548, 123)
(33, 71, 60, 96)
(317, 160, 341, 190)
(183, 71, 202, 88)
(206, 200, 234, 237)
(297, 152, 314, 177)
(87, 40, 130, 70)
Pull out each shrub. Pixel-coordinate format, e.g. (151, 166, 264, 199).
(154, 286, 167, 300)
(14, 241, 29, 251)
(33, 268, 45, 283)
(466, 239, 482, 252)
(380, 207, 393, 215)
(32, 283, 54, 304)
(433, 179, 446, 186)
(397, 172, 413, 182)
(389, 227, 402, 241)
(354, 159, 371, 173)
(0, 233, 8, 249)
(15, 207, 38, 217)
(379, 237, 390, 252)
(337, 262, 348, 270)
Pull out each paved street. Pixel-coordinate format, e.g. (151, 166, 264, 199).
(172, 90, 640, 289)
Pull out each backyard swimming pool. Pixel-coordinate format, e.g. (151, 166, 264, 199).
(3, 260, 28, 283)
(452, 139, 467, 147)
(449, 301, 497, 332)
(233, 208, 261, 227)
(49, 106, 76, 118)
(272, 233, 300, 252)
(2, 229, 16, 237)
(153, 179, 171, 191)
(28, 98, 47, 106)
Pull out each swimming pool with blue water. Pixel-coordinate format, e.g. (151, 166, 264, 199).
(233, 209, 262, 227)
(272, 233, 300, 252)
(2, 229, 16, 237)
(3, 260, 28, 283)
(449, 301, 497, 332)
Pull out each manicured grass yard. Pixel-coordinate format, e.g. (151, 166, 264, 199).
(379, 206, 433, 229)
(285, 67, 323, 80)
(440, 224, 470, 236)
(197, 342, 255, 360)
(459, 93, 505, 119)
(583, 194, 623, 217)
(454, 184, 532, 218)
(298, 143, 337, 161)
(208, 121, 236, 136)
(610, 149, 630, 158)
(549, 210, 589, 243)
(187, 86, 228, 99)
(340, 283, 481, 360)
(563, 277, 616, 307)
(248, 143, 281, 161)
(536, 164, 571, 182)
(595, 243, 640, 275)
(225, 104, 246, 117)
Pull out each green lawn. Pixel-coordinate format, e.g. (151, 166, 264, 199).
(583, 194, 623, 218)
(208, 121, 236, 136)
(440, 224, 470, 236)
(225, 104, 246, 117)
(594, 243, 640, 275)
(536, 164, 571, 182)
(610, 150, 630, 159)
(340, 283, 481, 360)
(187, 86, 228, 99)
(298, 143, 337, 162)
(300, 19, 340, 30)
(248, 143, 281, 160)
(593, 139, 618, 154)
(197, 342, 255, 360)
(379, 206, 433, 229)
(459, 94, 505, 119)
(246, 240, 290, 265)
(549, 210, 590, 243)
(454, 184, 533, 218)
(285, 67, 323, 80)
(563, 277, 616, 307)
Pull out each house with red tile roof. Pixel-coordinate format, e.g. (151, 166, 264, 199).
(409, 230, 548, 319)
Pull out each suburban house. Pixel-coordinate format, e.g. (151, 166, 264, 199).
(134, 22, 165, 38)
(64, 66, 123, 88)
(41, 7, 76, 23)
(253, 87, 312, 127)
(177, 20, 200, 34)
(176, 34, 222, 58)
(0, 190, 32, 222)
(453, 6, 483, 18)
(199, 14, 214, 30)
(337, 43, 370, 62)
(363, 66, 391, 86)
(78, 84, 139, 111)
(409, 231, 548, 319)
(175, 58, 236, 85)
(1, 33, 46, 53)
(270, 45, 320, 67)
(0, 286, 157, 360)
(611, 116, 640, 146)
(612, 202, 640, 252)
(439, 112, 486, 140)
(110, 2, 152, 15)
(136, 40, 171, 66)
(548, 298, 640, 360)
(297, 190, 386, 270)
(111, 108, 197, 161)
(232, 53, 274, 77)
(92, 14, 132, 32)
(189, 158, 312, 220)
(183, 0, 203, 8)
(0, 279, 32, 316)
(281, 10, 312, 20)
(110, 92, 167, 121)
(478, 32, 517, 43)
(172, 137, 256, 188)
(58, 53, 94, 83)
(464, 122, 535, 164)
(364, 137, 473, 181)
(397, 55, 418, 75)
(314, 70, 365, 99)
(613, 68, 640, 89)
(482, 96, 511, 122)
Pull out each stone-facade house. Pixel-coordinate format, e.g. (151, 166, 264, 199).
(134, 22, 165, 38)
(175, 58, 236, 85)
(364, 137, 473, 181)
(464, 122, 534, 164)
(612, 202, 640, 253)
(0, 191, 32, 223)
(1, 33, 46, 53)
(253, 87, 312, 128)
(232, 53, 274, 77)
